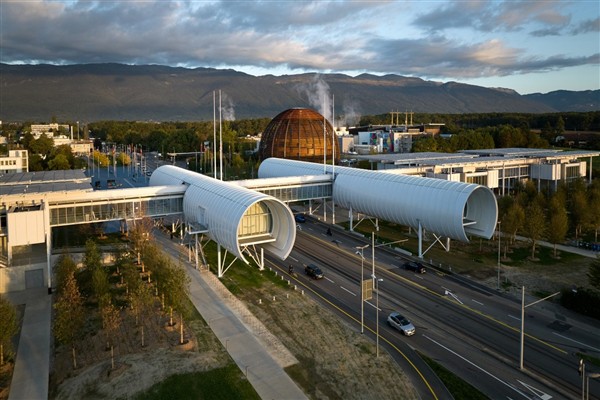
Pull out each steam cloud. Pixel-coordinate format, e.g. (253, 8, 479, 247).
(294, 74, 332, 122)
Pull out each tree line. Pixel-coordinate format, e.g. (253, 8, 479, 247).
(52, 219, 190, 370)
(498, 178, 600, 259)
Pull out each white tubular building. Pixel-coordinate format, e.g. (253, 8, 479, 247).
(150, 165, 296, 267)
(258, 158, 497, 242)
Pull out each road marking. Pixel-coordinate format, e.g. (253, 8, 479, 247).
(365, 301, 381, 311)
(443, 288, 463, 305)
(423, 334, 540, 399)
(472, 299, 484, 306)
(391, 264, 399, 268)
(289, 256, 298, 262)
(340, 286, 356, 296)
(508, 315, 521, 321)
(324, 277, 335, 283)
(552, 332, 600, 352)
(517, 380, 553, 400)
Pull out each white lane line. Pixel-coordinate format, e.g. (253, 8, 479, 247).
(391, 264, 399, 268)
(472, 299, 484, 306)
(508, 315, 521, 321)
(423, 335, 534, 399)
(324, 277, 335, 283)
(340, 286, 356, 296)
(552, 332, 600, 352)
(365, 301, 381, 311)
(289, 256, 298, 262)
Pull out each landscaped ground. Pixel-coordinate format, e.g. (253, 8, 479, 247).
(3, 224, 596, 400)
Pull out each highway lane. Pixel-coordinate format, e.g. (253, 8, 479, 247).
(282, 219, 598, 399)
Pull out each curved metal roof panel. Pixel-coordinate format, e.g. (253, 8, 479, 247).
(258, 158, 497, 241)
(150, 165, 295, 263)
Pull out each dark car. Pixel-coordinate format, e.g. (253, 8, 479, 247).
(403, 261, 426, 273)
(295, 213, 306, 223)
(305, 264, 324, 279)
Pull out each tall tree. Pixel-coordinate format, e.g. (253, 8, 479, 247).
(100, 295, 121, 370)
(547, 196, 569, 257)
(523, 202, 546, 259)
(0, 295, 18, 366)
(588, 256, 600, 291)
(54, 271, 85, 369)
(588, 181, 600, 242)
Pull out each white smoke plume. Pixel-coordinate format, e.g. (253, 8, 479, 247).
(294, 74, 332, 122)
(342, 96, 362, 127)
(220, 91, 236, 121)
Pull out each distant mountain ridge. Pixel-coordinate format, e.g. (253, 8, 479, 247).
(0, 63, 597, 122)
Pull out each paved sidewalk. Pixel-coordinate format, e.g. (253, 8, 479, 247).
(173, 248, 307, 399)
(6, 287, 51, 400)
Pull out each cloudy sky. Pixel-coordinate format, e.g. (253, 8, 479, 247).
(1, 0, 598, 94)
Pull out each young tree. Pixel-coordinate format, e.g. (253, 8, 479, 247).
(588, 256, 600, 291)
(523, 202, 546, 259)
(100, 295, 121, 370)
(0, 295, 18, 365)
(54, 271, 85, 369)
(588, 182, 600, 242)
(568, 179, 589, 240)
(129, 217, 154, 269)
(502, 202, 525, 246)
(83, 238, 102, 271)
(54, 254, 78, 294)
(547, 196, 569, 257)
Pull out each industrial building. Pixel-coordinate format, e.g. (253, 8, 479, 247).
(355, 148, 599, 194)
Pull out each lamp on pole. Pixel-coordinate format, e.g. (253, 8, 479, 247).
(520, 286, 560, 370)
(497, 221, 501, 290)
(355, 244, 369, 334)
(373, 275, 383, 357)
(586, 372, 600, 400)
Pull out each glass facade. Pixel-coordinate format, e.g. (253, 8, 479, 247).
(50, 197, 183, 226)
(238, 202, 272, 238)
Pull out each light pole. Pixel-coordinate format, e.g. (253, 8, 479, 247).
(497, 221, 501, 290)
(373, 276, 383, 357)
(520, 286, 560, 370)
(586, 372, 600, 400)
(355, 244, 369, 334)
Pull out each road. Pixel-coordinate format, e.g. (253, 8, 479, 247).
(84, 158, 599, 398)
(273, 217, 600, 399)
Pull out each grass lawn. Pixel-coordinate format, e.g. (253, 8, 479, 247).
(133, 364, 260, 400)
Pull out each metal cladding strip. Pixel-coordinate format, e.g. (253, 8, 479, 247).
(258, 158, 497, 241)
(150, 165, 296, 263)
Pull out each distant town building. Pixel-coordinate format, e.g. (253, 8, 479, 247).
(29, 123, 93, 155)
(0, 150, 28, 175)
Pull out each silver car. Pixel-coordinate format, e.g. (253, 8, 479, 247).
(387, 312, 416, 336)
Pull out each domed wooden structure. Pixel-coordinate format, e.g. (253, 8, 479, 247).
(258, 108, 339, 163)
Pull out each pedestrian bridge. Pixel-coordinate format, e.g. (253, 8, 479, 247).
(1, 159, 497, 293)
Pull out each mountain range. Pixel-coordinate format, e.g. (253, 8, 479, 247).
(1, 63, 598, 123)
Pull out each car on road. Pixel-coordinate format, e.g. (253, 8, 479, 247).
(403, 261, 426, 273)
(304, 264, 324, 279)
(295, 213, 306, 223)
(387, 312, 415, 336)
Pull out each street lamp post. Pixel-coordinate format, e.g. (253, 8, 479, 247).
(355, 244, 369, 334)
(497, 221, 501, 290)
(373, 276, 383, 357)
(520, 286, 560, 370)
(586, 372, 600, 400)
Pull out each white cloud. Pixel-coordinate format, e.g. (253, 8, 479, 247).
(0, 0, 597, 93)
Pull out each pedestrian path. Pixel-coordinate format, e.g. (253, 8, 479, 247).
(185, 266, 307, 400)
(6, 287, 51, 400)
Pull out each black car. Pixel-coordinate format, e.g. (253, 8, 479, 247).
(295, 213, 306, 223)
(305, 264, 324, 279)
(403, 261, 426, 273)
